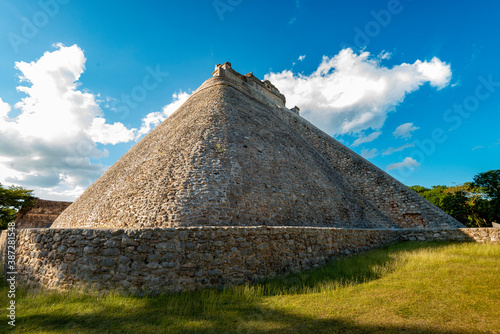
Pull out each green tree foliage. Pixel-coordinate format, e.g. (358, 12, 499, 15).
(409, 170, 500, 227)
(409, 185, 448, 208)
(472, 169, 500, 223)
(441, 190, 471, 224)
(0, 183, 36, 229)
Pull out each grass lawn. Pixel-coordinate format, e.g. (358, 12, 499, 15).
(1, 241, 499, 333)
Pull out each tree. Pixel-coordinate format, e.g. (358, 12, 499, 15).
(473, 170, 500, 200)
(0, 183, 36, 229)
(441, 190, 471, 225)
(409, 170, 500, 227)
(472, 170, 500, 223)
(408, 185, 448, 208)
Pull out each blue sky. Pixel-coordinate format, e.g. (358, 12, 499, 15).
(0, 0, 499, 200)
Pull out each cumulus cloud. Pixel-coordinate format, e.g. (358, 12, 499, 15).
(265, 48, 452, 135)
(360, 148, 379, 159)
(386, 157, 420, 171)
(86, 118, 136, 145)
(298, 55, 306, 61)
(416, 57, 452, 89)
(0, 98, 11, 118)
(136, 92, 191, 139)
(382, 143, 415, 156)
(351, 131, 381, 147)
(0, 44, 135, 200)
(393, 122, 419, 139)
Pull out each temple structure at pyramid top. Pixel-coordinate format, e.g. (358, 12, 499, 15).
(210, 62, 287, 109)
(53, 63, 463, 230)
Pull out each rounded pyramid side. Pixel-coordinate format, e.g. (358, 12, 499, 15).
(53, 80, 396, 229)
(53, 85, 226, 228)
(183, 81, 396, 228)
(270, 104, 464, 228)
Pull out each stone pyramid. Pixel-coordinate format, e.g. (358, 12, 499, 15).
(53, 63, 463, 229)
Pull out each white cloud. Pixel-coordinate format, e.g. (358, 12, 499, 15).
(163, 92, 191, 117)
(382, 143, 415, 156)
(351, 131, 381, 147)
(137, 92, 191, 138)
(86, 118, 136, 145)
(415, 57, 452, 89)
(378, 51, 391, 60)
(360, 148, 379, 159)
(136, 111, 164, 138)
(298, 55, 306, 61)
(0, 98, 11, 118)
(265, 48, 452, 135)
(393, 122, 419, 139)
(386, 157, 421, 171)
(0, 44, 135, 200)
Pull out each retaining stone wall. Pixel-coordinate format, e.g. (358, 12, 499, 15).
(15, 199, 72, 229)
(1, 227, 498, 294)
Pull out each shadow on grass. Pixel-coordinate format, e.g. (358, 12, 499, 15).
(14, 307, 471, 334)
(4, 241, 469, 334)
(255, 240, 454, 295)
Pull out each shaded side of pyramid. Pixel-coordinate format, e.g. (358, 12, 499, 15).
(53, 63, 463, 229)
(267, 98, 463, 228)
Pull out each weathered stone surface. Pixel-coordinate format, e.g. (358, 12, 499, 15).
(1, 227, 498, 294)
(15, 199, 72, 229)
(52, 63, 462, 230)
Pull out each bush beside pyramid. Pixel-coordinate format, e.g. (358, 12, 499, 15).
(53, 63, 463, 229)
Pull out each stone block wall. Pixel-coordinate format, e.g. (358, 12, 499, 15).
(15, 199, 72, 229)
(1, 227, 498, 294)
(398, 228, 499, 242)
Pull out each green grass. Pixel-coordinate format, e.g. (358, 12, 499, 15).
(1, 241, 499, 333)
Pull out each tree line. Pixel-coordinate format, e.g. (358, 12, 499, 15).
(409, 170, 499, 227)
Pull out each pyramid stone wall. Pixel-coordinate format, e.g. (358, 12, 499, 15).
(15, 199, 72, 229)
(54, 82, 388, 229)
(53, 62, 463, 229)
(270, 106, 462, 228)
